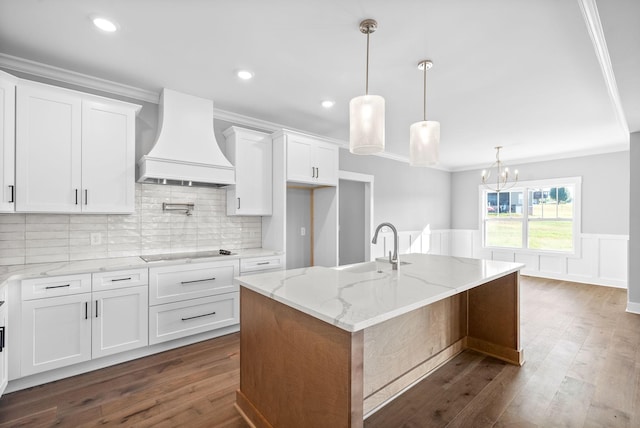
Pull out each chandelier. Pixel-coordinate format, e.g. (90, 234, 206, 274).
(481, 146, 519, 192)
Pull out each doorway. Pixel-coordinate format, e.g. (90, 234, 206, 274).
(338, 171, 374, 266)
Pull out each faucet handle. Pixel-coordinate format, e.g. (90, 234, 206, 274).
(388, 251, 392, 263)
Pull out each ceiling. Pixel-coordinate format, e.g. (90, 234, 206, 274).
(0, 0, 638, 171)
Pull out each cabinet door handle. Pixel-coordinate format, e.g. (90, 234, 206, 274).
(75, 189, 79, 205)
(85, 189, 88, 205)
(237, 197, 240, 209)
(95, 300, 99, 318)
(45, 284, 70, 290)
(8, 185, 14, 203)
(0, 326, 5, 352)
(316, 167, 320, 179)
(181, 311, 216, 321)
(85, 302, 88, 320)
(311, 166, 315, 178)
(110, 277, 132, 282)
(180, 277, 216, 285)
(257, 261, 270, 265)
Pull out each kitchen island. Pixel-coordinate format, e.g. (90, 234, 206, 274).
(235, 253, 524, 428)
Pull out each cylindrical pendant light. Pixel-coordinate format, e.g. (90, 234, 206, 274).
(350, 19, 385, 155)
(410, 60, 440, 166)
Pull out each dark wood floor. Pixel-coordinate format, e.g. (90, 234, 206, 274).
(0, 276, 638, 427)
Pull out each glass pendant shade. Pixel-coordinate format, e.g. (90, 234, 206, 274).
(349, 94, 385, 154)
(409, 120, 440, 166)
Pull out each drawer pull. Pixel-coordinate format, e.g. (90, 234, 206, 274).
(181, 311, 216, 321)
(45, 284, 71, 290)
(180, 277, 216, 285)
(256, 262, 270, 265)
(110, 277, 132, 282)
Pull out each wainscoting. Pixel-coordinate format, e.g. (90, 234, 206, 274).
(371, 229, 628, 289)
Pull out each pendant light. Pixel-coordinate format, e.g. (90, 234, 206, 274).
(409, 60, 440, 166)
(350, 19, 385, 155)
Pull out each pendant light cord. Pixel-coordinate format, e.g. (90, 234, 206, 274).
(365, 31, 370, 95)
(423, 64, 427, 121)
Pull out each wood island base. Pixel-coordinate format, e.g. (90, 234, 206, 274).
(237, 271, 522, 428)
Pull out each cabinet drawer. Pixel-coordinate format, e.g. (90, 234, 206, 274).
(92, 268, 149, 291)
(148, 260, 239, 305)
(240, 255, 284, 274)
(149, 292, 239, 345)
(21, 274, 92, 301)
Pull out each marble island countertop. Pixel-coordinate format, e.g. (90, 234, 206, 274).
(236, 253, 524, 332)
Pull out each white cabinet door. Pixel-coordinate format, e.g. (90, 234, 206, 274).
(285, 132, 338, 186)
(286, 135, 314, 184)
(92, 285, 148, 359)
(81, 100, 136, 213)
(314, 142, 338, 186)
(21, 293, 91, 376)
(225, 127, 272, 216)
(0, 286, 7, 397)
(0, 72, 16, 212)
(16, 82, 82, 212)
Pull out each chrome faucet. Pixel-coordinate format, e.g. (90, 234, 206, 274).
(372, 222, 399, 270)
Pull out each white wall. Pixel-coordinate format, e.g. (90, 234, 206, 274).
(628, 132, 640, 312)
(339, 151, 451, 231)
(451, 151, 630, 234)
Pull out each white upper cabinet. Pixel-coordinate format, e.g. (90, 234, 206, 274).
(284, 131, 338, 186)
(15, 80, 140, 213)
(81, 100, 136, 213)
(224, 126, 272, 216)
(0, 72, 16, 212)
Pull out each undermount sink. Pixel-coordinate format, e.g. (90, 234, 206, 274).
(337, 259, 411, 274)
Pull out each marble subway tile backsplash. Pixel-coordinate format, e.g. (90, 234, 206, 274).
(0, 183, 262, 266)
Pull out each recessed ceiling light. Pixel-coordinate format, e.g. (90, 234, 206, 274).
(321, 100, 335, 109)
(237, 70, 254, 80)
(92, 16, 118, 32)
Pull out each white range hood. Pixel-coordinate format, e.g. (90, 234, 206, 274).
(137, 88, 235, 186)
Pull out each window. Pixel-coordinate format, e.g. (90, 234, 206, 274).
(481, 177, 581, 254)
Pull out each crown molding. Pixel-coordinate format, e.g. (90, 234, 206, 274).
(578, 0, 629, 136)
(0, 52, 160, 103)
(0, 52, 453, 169)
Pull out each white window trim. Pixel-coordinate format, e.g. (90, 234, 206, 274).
(479, 176, 582, 257)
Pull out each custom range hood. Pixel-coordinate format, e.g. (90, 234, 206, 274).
(138, 89, 234, 187)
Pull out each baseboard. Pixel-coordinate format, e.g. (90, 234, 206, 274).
(626, 301, 640, 314)
(521, 270, 627, 289)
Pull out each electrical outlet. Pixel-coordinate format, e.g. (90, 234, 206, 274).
(300, 227, 306, 236)
(90, 232, 102, 246)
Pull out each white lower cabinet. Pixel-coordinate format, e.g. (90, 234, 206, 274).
(148, 259, 240, 344)
(20, 269, 149, 377)
(0, 285, 9, 397)
(92, 286, 148, 359)
(21, 293, 92, 376)
(149, 293, 238, 345)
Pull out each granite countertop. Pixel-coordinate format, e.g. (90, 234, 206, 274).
(0, 248, 283, 287)
(235, 253, 524, 332)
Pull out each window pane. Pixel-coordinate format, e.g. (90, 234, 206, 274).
(528, 221, 573, 251)
(485, 192, 498, 217)
(485, 220, 522, 248)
